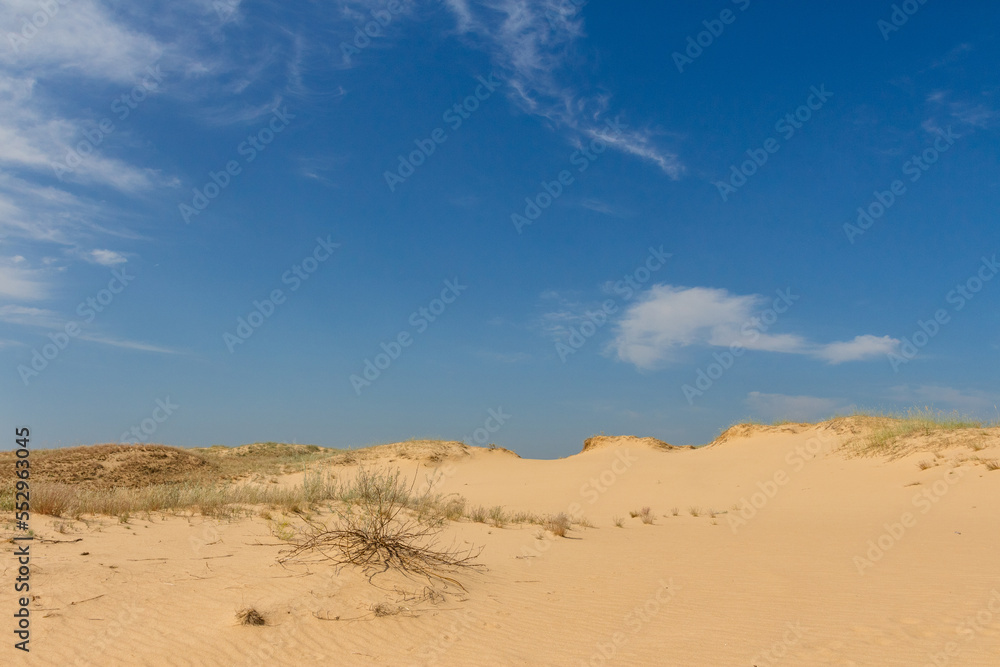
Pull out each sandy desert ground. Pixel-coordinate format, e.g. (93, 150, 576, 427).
(3, 417, 1000, 666)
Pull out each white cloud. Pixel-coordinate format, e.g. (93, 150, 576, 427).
(608, 284, 898, 370)
(815, 334, 900, 364)
(0, 0, 163, 83)
(0, 263, 49, 300)
(86, 249, 128, 266)
(745, 392, 849, 422)
(443, 0, 682, 177)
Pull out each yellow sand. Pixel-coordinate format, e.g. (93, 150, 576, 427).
(3, 421, 1000, 666)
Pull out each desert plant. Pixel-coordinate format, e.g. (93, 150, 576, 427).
(236, 608, 266, 626)
(672, 507, 680, 516)
(688, 506, 700, 517)
(280, 467, 481, 588)
(986, 459, 1000, 471)
(638, 507, 654, 524)
(488, 505, 507, 528)
(545, 513, 571, 537)
(613, 516, 624, 528)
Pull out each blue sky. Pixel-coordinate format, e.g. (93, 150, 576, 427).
(1, 0, 998, 456)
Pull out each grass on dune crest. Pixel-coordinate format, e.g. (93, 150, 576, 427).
(833, 407, 996, 458)
(719, 407, 997, 458)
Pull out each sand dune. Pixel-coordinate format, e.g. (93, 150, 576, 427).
(3, 419, 1000, 666)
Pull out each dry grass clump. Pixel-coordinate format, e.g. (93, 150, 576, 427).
(280, 467, 481, 588)
(487, 505, 507, 528)
(688, 506, 700, 517)
(629, 507, 654, 524)
(613, 516, 624, 528)
(985, 459, 1000, 471)
(544, 513, 571, 537)
(236, 608, 267, 626)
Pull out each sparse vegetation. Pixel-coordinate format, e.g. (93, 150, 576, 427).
(844, 408, 991, 458)
(613, 516, 624, 528)
(371, 602, 400, 617)
(688, 506, 700, 517)
(545, 513, 571, 537)
(917, 460, 934, 470)
(672, 507, 680, 516)
(236, 608, 266, 626)
(628, 506, 654, 524)
(280, 467, 482, 588)
(488, 505, 507, 528)
(986, 459, 1000, 472)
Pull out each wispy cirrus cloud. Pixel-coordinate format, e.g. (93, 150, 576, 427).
(0, 304, 179, 353)
(442, 0, 683, 177)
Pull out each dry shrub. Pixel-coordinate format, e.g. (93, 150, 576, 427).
(638, 507, 654, 524)
(545, 513, 571, 537)
(29, 483, 75, 517)
(280, 467, 481, 588)
(236, 608, 266, 626)
(487, 505, 507, 527)
(613, 516, 625, 528)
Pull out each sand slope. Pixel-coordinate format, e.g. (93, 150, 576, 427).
(3, 421, 1000, 666)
